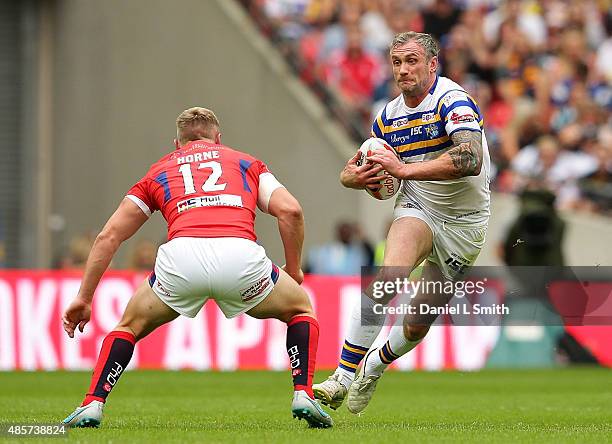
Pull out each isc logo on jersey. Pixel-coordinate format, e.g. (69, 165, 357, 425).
(356, 138, 401, 200)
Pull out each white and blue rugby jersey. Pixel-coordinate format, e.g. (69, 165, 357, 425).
(372, 76, 490, 225)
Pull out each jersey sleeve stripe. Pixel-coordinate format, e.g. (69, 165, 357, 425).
(381, 105, 389, 126)
(373, 108, 386, 137)
(239, 159, 253, 192)
(435, 88, 468, 113)
(372, 118, 384, 138)
(126, 195, 152, 217)
(447, 127, 482, 137)
(442, 100, 480, 117)
(153, 172, 172, 203)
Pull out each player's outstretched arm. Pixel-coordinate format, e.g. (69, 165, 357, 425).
(77, 198, 149, 302)
(62, 198, 148, 337)
(267, 188, 305, 284)
(368, 129, 483, 181)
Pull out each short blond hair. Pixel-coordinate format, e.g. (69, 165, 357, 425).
(176, 107, 220, 144)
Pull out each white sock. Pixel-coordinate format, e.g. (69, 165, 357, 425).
(346, 295, 387, 349)
(335, 295, 387, 387)
(335, 367, 355, 389)
(365, 325, 423, 376)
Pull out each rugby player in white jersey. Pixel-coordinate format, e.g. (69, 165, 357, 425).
(313, 31, 491, 413)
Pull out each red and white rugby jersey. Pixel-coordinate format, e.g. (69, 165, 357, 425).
(126, 141, 277, 241)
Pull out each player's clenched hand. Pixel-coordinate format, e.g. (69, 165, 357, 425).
(62, 297, 92, 338)
(340, 151, 383, 190)
(367, 149, 406, 179)
(282, 265, 304, 285)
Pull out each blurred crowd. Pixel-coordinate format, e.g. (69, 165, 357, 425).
(305, 220, 377, 274)
(56, 233, 158, 271)
(244, 0, 612, 214)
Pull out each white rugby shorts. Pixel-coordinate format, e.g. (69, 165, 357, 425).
(393, 195, 487, 281)
(149, 237, 279, 318)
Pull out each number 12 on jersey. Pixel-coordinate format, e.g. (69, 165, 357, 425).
(179, 161, 227, 194)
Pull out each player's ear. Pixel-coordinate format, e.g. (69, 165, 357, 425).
(430, 56, 438, 73)
(215, 132, 222, 144)
(174, 138, 180, 150)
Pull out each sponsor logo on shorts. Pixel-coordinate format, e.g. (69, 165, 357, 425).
(455, 210, 481, 220)
(155, 280, 171, 297)
(400, 201, 421, 210)
(240, 276, 271, 302)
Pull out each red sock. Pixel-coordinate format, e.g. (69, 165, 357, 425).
(82, 330, 135, 406)
(286, 315, 319, 399)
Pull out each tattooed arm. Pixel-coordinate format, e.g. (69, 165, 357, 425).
(445, 130, 483, 177)
(368, 129, 483, 181)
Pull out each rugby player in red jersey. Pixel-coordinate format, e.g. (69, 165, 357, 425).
(61, 107, 332, 428)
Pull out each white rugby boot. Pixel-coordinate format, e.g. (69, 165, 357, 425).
(312, 372, 348, 410)
(347, 350, 382, 414)
(62, 400, 104, 428)
(291, 390, 333, 428)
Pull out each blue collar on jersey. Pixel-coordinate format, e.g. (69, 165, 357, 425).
(428, 75, 439, 95)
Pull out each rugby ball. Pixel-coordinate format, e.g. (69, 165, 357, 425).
(356, 138, 401, 200)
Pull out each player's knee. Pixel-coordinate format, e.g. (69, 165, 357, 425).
(403, 324, 429, 341)
(286, 308, 316, 325)
(116, 316, 145, 342)
(113, 323, 140, 341)
(369, 267, 415, 305)
(279, 292, 314, 323)
(285, 301, 315, 323)
(382, 255, 418, 270)
(298, 303, 315, 319)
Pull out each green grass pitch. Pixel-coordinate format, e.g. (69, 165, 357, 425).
(1, 368, 610, 443)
